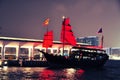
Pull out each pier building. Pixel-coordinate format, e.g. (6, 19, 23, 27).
(1, 36, 119, 61)
(0, 37, 87, 61)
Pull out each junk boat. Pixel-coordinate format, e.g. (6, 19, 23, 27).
(39, 46, 108, 68)
(39, 17, 109, 68)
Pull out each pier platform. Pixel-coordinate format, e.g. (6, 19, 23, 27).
(6, 60, 49, 67)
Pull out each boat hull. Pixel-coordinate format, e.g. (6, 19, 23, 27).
(42, 52, 109, 68)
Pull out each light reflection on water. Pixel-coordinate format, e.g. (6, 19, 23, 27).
(0, 67, 85, 80)
(0, 60, 120, 80)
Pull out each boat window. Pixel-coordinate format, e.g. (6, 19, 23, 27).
(71, 49, 79, 51)
(46, 49, 51, 53)
(53, 49, 58, 55)
(53, 49, 57, 53)
(81, 49, 89, 52)
(41, 49, 45, 52)
(75, 56, 79, 59)
(58, 49, 62, 54)
(64, 50, 68, 53)
(97, 50, 101, 53)
(93, 50, 96, 53)
(97, 50, 105, 54)
(89, 50, 94, 52)
(84, 49, 88, 52)
(64, 50, 69, 56)
(83, 56, 89, 59)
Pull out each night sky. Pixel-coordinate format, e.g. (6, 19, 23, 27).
(0, 0, 120, 47)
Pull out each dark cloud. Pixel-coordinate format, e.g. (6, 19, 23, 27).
(0, 0, 120, 47)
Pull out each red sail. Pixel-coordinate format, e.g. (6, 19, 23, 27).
(43, 31, 53, 48)
(60, 18, 76, 46)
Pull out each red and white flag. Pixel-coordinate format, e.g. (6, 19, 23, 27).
(43, 18, 50, 26)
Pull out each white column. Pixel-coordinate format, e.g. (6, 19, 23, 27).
(50, 48, 53, 54)
(29, 46, 34, 61)
(16, 43, 20, 60)
(28, 46, 35, 61)
(28, 48, 31, 60)
(31, 46, 35, 60)
(1, 42, 5, 60)
(1, 41, 9, 60)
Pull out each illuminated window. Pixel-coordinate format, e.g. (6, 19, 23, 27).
(4, 47, 16, 60)
(64, 50, 69, 56)
(53, 49, 57, 54)
(46, 49, 51, 53)
(33, 49, 43, 61)
(19, 48, 29, 60)
(41, 49, 45, 52)
(20, 48, 28, 54)
(5, 47, 16, 54)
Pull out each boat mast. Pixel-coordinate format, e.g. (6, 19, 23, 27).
(62, 16, 65, 55)
(46, 25, 48, 52)
(43, 18, 50, 52)
(100, 35, 104, 48)
(98, 28, 103, 48)
(61, 16, 77, 55)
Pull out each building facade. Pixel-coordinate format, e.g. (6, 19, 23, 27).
(104, 47, 120, 56)
(1, 36, 119, 61)
(76, 36, 99, 46)
(0, 37, 85, 61)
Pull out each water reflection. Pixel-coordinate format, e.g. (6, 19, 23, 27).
(0, 67, 85, 80)
(0, 60, 120, 80)
(40, 69, 55, 80)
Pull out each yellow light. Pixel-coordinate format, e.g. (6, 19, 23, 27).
(66, 68, 76, 74)
(0, 60, 2, 65)
(3, 66, 8, 71)
(4, 61, 7, 65)
(112, 56, 120, 60)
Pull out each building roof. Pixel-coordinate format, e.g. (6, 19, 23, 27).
(0, 36, 89, 45)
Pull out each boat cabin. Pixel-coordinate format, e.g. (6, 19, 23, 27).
(70, 47, 106, 60)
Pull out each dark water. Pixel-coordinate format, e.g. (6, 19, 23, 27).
(0, 60, 120, 80)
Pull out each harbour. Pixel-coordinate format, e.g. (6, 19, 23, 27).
(1, 0, 120, 80)
(0, 18, 109, 68)
(0, 36, 109, 68)
(0, 15, 118, 80)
